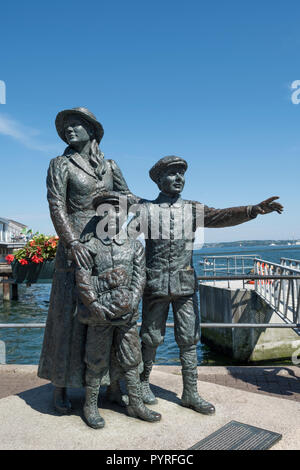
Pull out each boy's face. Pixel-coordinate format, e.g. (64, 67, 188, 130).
(105, 204, 126, 237)
(158, 165, 185, 196)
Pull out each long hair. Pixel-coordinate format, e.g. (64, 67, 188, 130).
(89, 138, 106, 179)
(63, 117, 107, 179)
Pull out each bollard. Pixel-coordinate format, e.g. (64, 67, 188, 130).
(12, 283, 18, 300)
(2, 276, 10, 301)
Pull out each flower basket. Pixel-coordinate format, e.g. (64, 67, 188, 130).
(6, 232, 58, 284)
(11, 258, 55, 284)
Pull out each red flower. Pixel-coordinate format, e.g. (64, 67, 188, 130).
(29, 240, 35, 247)
(5, 254, 14, 264)
(19, 259, 29, 265)
(31, 255, 43, 264)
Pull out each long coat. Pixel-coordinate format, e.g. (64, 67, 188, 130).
(37, 148, 131, 387)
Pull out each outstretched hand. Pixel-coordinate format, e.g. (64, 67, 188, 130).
(252, 196, 284, 216)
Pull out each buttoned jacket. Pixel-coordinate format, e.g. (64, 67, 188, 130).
(47, 148, 131, 248)
(75, 233, 146, 324)
(130, 192, 256, 297)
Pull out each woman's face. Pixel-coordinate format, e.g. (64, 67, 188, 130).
(64, 116, 93, 148)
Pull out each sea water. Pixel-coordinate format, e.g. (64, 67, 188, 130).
(1, 244, 300, 366)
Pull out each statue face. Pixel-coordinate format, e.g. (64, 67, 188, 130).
(105, 204, 126, 237)
(64, 116, 92, 148)
(158, 165, 185, 196)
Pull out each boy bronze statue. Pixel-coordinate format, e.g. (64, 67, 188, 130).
(75, 192, 161, 428)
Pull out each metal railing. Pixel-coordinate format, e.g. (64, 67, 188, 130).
(254, 258, 300, 333)
(197, 254, 258, 288)
(1, 260, 300, 333)
(1, 272, 300, 332)
(0, 321, 299, 329)
(195, 255, 300, 333)
(281, 257, 300, 271)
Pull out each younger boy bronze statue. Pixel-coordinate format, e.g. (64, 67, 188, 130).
(75, 192, 161, 428)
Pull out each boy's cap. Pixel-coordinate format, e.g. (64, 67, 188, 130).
(149, 155, 188, 184)
(93, 191, 127, 209)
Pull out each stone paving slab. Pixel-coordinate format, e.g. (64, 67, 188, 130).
(0, 365, 299, 450)
(0, 365, 49, 400)
(200, 280, 255, 290)
(202, 367, 300, 402)
(155, 365, 300, 402)
(1, 365, 299, 403)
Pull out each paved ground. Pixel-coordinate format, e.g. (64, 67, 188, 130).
(1, 364, 299, 402)
(197, 366, 300, 402)
(0, 364, 299, 450)
(0, 366, 49, 400)
(201, 280, 255, 290)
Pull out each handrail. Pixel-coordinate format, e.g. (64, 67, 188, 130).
(197, 275, 300, 280)
(0, 323, 299, 329)
(254, 257, 300, 273)
(281, 257, 300, 271)
(1, 273, 299, 332)
(252, 259, 300, 333)
(281, 257, 300, 264)
(197, 254, 259, 288)
(197, 254, 258, 258)
(198, 268, 300, 336)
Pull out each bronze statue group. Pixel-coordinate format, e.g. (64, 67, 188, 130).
(37, 108, 283, 429)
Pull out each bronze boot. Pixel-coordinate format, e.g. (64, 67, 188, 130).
(53, 386, 72, 414)
(125, 368, 161, 422)
(180, 345, 215, 415)
(83, 377, 105, 429)
(106, 380, 129, 407)
(140, 344, 158, 405)
(181, 370, 215, 415)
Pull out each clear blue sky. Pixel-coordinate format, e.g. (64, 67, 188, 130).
(0, 0, 299, 243)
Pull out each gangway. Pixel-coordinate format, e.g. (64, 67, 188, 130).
(254, 258, 300, 336)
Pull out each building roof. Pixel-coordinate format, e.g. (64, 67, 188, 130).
(8, 219, 27, 228)
(0, 217, 27, 228)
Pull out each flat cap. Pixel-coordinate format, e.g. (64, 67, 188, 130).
(149, 155, 188, 183)
(93, 191, 127, 209)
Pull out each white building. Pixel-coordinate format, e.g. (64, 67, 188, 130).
(0, 217, 27, 261)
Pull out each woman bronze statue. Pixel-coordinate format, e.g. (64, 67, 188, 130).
(38, 107, 132, 413)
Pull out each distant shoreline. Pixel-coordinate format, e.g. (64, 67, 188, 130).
(203, 240, 300, 248)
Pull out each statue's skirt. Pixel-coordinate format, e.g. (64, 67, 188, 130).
(37, 212, 125, 388)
